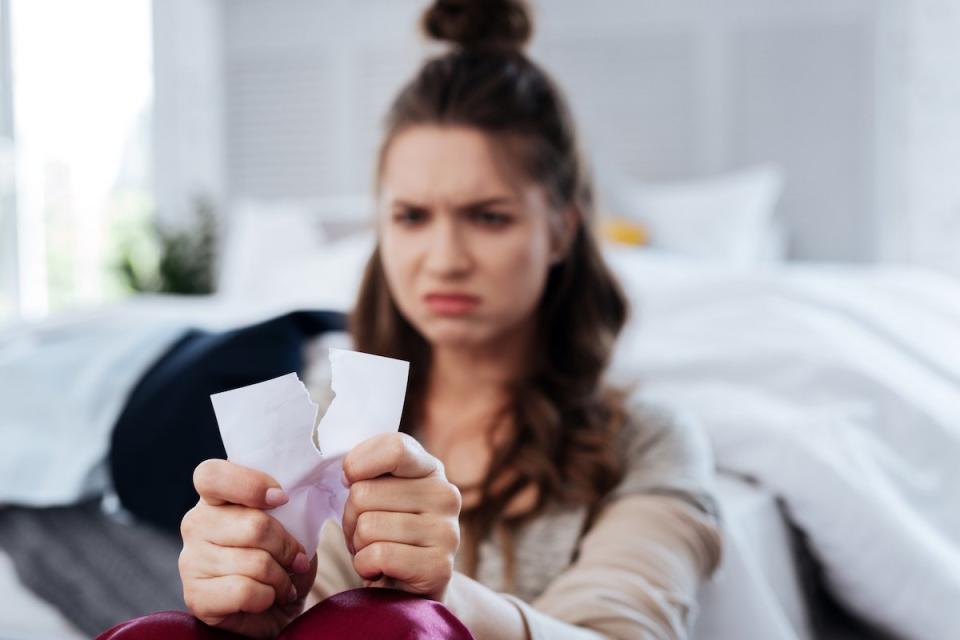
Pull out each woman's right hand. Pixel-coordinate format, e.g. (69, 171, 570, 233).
(179, 459, 318, 639)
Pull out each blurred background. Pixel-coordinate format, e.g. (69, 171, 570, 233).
(3, 3, 960, 639)
(0, 0, 958, 322)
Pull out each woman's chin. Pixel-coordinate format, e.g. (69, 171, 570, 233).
(419, 318, 497, 351)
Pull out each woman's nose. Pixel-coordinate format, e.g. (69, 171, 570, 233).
(423, 218, 473, 277)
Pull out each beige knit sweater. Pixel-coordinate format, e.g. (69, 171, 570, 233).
(303, 339, 723, 639)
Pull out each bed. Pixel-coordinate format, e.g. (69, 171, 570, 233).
(2, 236, 959, 639)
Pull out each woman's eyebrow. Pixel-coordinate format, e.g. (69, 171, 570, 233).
(391, 196, 516, 211)
(456, 196, 515, 211)
(392, 200, 429, 209)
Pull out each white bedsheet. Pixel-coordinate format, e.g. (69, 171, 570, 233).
(0, 311, 185, 506)
(694, 475, 813, 640)
(0, 297, 301, 507)
(604, 248, 960, 640)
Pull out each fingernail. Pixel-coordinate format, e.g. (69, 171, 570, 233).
(339, 471, 349, 488)
(265, 488, 288, 507)
(292, 552, 310, 574)
(288, 585, 298, 603)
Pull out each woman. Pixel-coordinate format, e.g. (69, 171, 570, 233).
(177, 1, 722, 638)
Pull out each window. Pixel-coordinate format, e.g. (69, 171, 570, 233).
(0, 0, 15, 319)
(5, 0, 152, 319)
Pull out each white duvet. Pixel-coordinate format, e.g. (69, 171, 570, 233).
(603, 248, 960, 640)
(2, 244, 958, 639)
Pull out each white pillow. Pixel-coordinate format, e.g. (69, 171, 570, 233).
(268, 230, 376, 311)
(218, 197, 373, 300)
(614, 165, 785, 266)
(218, 201, 328, 298)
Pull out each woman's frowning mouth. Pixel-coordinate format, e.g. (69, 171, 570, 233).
(423, 292, 481, 315)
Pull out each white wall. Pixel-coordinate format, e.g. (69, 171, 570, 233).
(152, 0, 225, 226)
(885, 0, 960, 275)
(219, 0, 424, 200)
(535, 0, 886, 262)
(0, 0, 17, 315)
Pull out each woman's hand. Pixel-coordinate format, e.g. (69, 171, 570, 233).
(341, 432, 462, 602)
(179, 460, 318, 639)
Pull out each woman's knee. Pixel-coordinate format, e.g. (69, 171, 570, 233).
(95, 610, 241, 640)
(96, 589, 474, 640)
(285, 588, 474, 639)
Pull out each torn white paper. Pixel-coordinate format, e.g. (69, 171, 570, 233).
(210, 348, 409, 557)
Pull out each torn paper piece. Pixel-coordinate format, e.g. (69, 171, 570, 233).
(210, 350, 409, 557)
(316, 348, 410, 457)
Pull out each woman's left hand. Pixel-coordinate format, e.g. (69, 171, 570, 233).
(341, 432, 462, 602)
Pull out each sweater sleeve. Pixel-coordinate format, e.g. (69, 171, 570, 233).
(507, 405, 723, 639)
(509, 493, 722, 639)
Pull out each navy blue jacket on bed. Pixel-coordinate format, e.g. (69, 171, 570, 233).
(109, 310, 347, 532)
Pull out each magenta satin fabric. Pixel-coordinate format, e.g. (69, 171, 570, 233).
(95, 588, 475, 640)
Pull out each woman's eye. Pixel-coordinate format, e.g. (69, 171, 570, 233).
(470, 210, 512, 228)
(393, 208, 428, 226)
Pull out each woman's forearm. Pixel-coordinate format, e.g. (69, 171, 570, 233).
(443, 572, 529, 639)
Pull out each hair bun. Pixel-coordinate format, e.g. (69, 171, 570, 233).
(422, 0, 532, 51)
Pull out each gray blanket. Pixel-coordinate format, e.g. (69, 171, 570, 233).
(0, 500, 183, 636)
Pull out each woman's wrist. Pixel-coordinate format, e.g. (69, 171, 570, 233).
(442, 571, 530, 640)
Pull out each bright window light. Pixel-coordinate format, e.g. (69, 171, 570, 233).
(10, 0, 152, 317)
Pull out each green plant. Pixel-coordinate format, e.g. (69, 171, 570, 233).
(117, 197, 218, 294)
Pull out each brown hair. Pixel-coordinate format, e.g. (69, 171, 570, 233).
(350, 0, 630, 582)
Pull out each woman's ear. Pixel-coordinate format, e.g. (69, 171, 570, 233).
(550, 207, 580, 264)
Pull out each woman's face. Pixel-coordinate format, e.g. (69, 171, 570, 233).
(378, 125, 564, 351)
